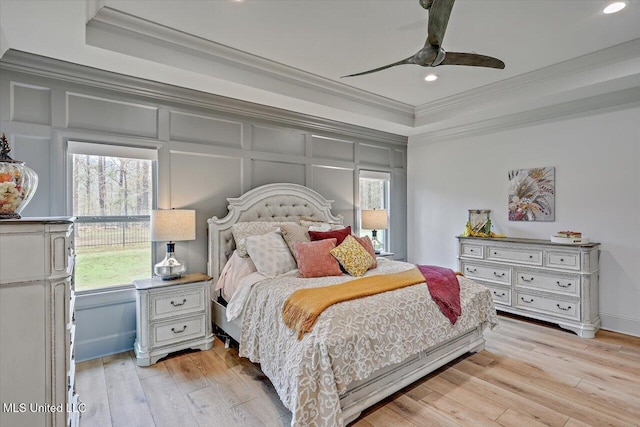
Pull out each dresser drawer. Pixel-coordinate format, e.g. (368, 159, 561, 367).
(461, 243, 483, 258)
(545, 251, 580, 270)
(487, 246, 542, 266)
(515, 291, 579, 321)
(462, 262, 510, 285)
(485, 285, 511, 306)
(150, 287, 205, 320)
(516, 270, 580, 296)
(152, 315, 205, 347)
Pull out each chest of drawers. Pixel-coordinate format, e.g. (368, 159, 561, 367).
(0, 218, 79, 427)
(133, 272, 214, 366)
(458, 236, 600, 338)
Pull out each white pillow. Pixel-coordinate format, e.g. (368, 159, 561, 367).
(214, 251, 257, 302)
(231, 221, 292, 257)
(245, 230, 297, 278)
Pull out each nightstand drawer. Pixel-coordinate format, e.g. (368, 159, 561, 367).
(515, 291, 579, 321)
(150, 288, 205, 320)
(152, 315, 205, 347)
(462, 262, 510, 285)
(546, 252, 580, 270)
(487, 246, 542, 265)
(516, 270, 580, 296)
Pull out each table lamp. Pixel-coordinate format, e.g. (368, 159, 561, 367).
(151, 209, 196, 280)
(362, 209, 387, 254)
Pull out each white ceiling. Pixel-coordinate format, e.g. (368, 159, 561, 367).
(1, 0, 639, 137)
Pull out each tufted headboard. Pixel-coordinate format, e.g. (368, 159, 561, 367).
(207, 183, 343, 282)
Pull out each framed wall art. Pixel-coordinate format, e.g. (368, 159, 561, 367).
(508, 166, 555, 221)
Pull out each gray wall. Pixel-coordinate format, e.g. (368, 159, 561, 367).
(0, 51, 407, 361)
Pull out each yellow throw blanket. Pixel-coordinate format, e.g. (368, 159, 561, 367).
(282, 268, 426, 339)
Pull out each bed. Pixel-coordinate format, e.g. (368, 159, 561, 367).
(207, 183, 497, 426)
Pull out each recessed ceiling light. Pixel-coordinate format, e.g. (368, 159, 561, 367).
(603, 2, 626, 14)
(424, 74, 439, 82)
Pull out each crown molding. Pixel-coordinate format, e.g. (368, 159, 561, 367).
(415, 38, 640, 122)
(0, 50, 407, 146)
(87, 6, 414, 121)
(410, 85, 640, 145)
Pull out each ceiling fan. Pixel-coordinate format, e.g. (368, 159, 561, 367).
(343, 0, 505, 78)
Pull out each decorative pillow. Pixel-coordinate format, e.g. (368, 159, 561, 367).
(245, 231, 297, 278)
(232, 221, 293, 257)
(309, 226, 352, 245)
(330, 235, 375, 277)
(353, 235, 377, 270)
(300, 219, 345, 230)
(214, 251, 257, 301)
(294, 239, 343, 278)
(280, 223, 310, 258)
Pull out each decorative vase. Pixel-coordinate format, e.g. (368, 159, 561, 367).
(0, 133, 38, 219)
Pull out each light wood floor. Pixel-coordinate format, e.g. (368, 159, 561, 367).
(76, 314, 640, 426)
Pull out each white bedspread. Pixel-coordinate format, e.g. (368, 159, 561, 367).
(238, 259, 498, 426)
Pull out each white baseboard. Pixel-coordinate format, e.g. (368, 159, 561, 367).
(600, 312, 640, 338)
(75, 330, 136, 362)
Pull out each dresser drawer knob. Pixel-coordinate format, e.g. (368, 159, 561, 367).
(466, 267, 477, 273)
(521, 276, 534, 283)
(493, 272, 505, 278)
(493, 252, 497, 255)
(171, 325, 187, 334)
(521, 297, 534, 303)
(493, 291, 506, 297)
(469, 249, 474, 252)
(556, 304, 572, 311)
(556, 281, 572, 288)
(171, 299, 187, 307)
(529, 255, 533, 259)
(560, 258, 565, 262)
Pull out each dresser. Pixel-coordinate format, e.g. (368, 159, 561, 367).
(0, 218, 80, 427)
(457, 236, 601, 338)
(133, 273, 214, 366)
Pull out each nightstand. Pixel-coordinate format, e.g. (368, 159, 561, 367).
(377, 252, 394, 259)
(133, 272, 214, 366)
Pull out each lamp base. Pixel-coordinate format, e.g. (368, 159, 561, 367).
(154, 242, 187, 280)
(371, 229, 383, 254)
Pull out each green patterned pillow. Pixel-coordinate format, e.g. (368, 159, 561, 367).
(330, 235, 375, 277)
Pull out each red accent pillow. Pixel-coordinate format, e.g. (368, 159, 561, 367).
(294, 239, 343, 278)
(308, 226, 351, 245)
(353, 235, 377, 270)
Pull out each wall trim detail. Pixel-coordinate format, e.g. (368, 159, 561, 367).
(415, 38, 640, 120)
(0, 50, 407, 146)
(87, 6, 413, 120)
(410, 86, 640, 145)
(600, 312, 640, 338)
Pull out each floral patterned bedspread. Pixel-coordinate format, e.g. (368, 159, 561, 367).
(239, 259, 498, 427)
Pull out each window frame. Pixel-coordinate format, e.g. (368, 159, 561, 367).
(66, 139, 159, 294)
(357, 169, 391, 252)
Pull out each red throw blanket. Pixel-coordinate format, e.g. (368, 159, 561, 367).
(417, 265, 462, 324)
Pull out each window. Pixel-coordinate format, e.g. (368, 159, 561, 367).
(359, 170, 391, 252)
(68, 142, 157, 292)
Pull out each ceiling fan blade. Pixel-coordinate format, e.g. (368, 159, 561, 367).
(427, 0, 455, 47)
(342, 56, 415, 78)
(441, 52, 505, 69)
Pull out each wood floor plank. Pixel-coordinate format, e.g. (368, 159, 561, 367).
(140, 372, 198, 427)
(129, 350, 169, 380)
(77, 314, 640, 427)
(495, 408, 549, 427)
(421, 390, 503, 426)
(190, 348, 257, 407)
(422, 372, 508, 420)
(102, 352, 155, 427)
(184, 386, 243, 426)
(75, 358, 112, 427)
(164, 352, 209, 395)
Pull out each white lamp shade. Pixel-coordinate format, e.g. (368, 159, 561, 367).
(362, 209, 388, 230)
(150, 209, 196, 242)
